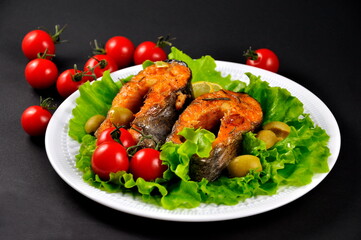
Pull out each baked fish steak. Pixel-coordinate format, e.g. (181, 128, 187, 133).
(95, 60, 192, 148)
(166, 90, 263, 181)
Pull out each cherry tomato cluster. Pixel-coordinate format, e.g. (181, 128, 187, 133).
(92, 127, 167, 181)
(22, 25, 172, 98)
(22, 25, 65, 90)
(91, 35, 173, 70)
(21, 25, 67, 136)
(20, 24, 172, 136)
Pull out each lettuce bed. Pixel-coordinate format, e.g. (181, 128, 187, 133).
(68, 47, 330, 210)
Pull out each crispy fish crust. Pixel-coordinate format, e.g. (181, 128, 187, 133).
(166, 90, 263, 181)
(95, 60, 192, 147)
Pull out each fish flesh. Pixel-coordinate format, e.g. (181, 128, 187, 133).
(95, 60, 192, 148)
(166, 90, 263, 181)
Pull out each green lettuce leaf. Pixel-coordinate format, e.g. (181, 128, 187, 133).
(169, 47, 246, 92)
(161, 128, 215, 181)
(69, 71, 132, 142)
(74, 128, 214, 210)
(241, 115, 330, 188)
(243, 72, 304, 124)
(161, 180, 201, 209)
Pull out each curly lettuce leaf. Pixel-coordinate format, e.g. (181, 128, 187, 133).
(69, 71, 132, 142)
(161, 180, 201, 209)
(168, 47, 246, 92)
(74, 128, 215, 210)
(242, 115, 330, 187)
(164, 116, 330, 206)
(161, 128, 215, 181)
(243, 72, 304, 124)
(74, 134, 168, 206)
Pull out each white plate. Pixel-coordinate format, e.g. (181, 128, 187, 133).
(45, 61, 341, 222)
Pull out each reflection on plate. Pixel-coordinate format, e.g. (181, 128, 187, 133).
(45, 61, 340, 222)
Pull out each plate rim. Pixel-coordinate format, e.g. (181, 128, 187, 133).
(45, 61, 341, 222)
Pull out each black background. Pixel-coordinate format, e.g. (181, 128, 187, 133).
(1, 0, 361, 239)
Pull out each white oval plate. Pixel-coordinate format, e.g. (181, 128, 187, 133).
(45, 61, 341, 222)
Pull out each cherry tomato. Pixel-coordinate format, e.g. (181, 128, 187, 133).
(24, 58, 58, 89)
(21, 30, 55, 60)
(133, 41, 167, 65)
(21, 105, 52, 136)
(96, 127, 136, 148)
(91, 142, 129, 180)
(84, 54, 118, 78)
(56, 69, 93, 98)
(21, 25, 66, 60)
(130, 148, 167, 181)
(244, 48, 280, 73)
(105, 36, 135, 68)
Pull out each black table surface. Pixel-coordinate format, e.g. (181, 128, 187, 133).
(1, 1, 360, 239)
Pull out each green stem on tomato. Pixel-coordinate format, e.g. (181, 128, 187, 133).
(83, 58, 105, 80)
(51, 24, 67, 44)
(126, 126, 160, 156)
(156, 35, 175, 48)
(40, 96, 57, 110)
(37, 48, 55, 59)
(243, 47, 258, 60)
(91, 39, 107, 55)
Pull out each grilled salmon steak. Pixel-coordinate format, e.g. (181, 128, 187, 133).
(167, 90, 263, 181)
(95, 60, 192, 147)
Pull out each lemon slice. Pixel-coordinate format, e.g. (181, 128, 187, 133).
(211, 83, 222, 92)
(192, 81, 223, 98)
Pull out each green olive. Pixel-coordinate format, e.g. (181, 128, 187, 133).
(227, 155, 262, 178)
(84, 115, 106, 134)
(263, 121, 291, 140)
(108, 106, 134, 126)
(256, 129, 279, 149)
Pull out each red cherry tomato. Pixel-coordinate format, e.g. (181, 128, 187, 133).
(105, 36, 135, 68)
(21, 105, 52, 136)
(24, 58, 58, 89)
(244, 48, 280, 73)
(133, 41, 167, 65)
(130, 148, 167, 181)
(21, 30, 55, 60)
(96, 127, 136, 148)
(56, 69, 93, 98)
(91, 142, 129, 180)
(84, 54, 118, 78)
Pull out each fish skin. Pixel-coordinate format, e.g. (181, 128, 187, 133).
(130, 82, 192, 148)
(95, 60, 192, 148)
(166, 90, 263, 181)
